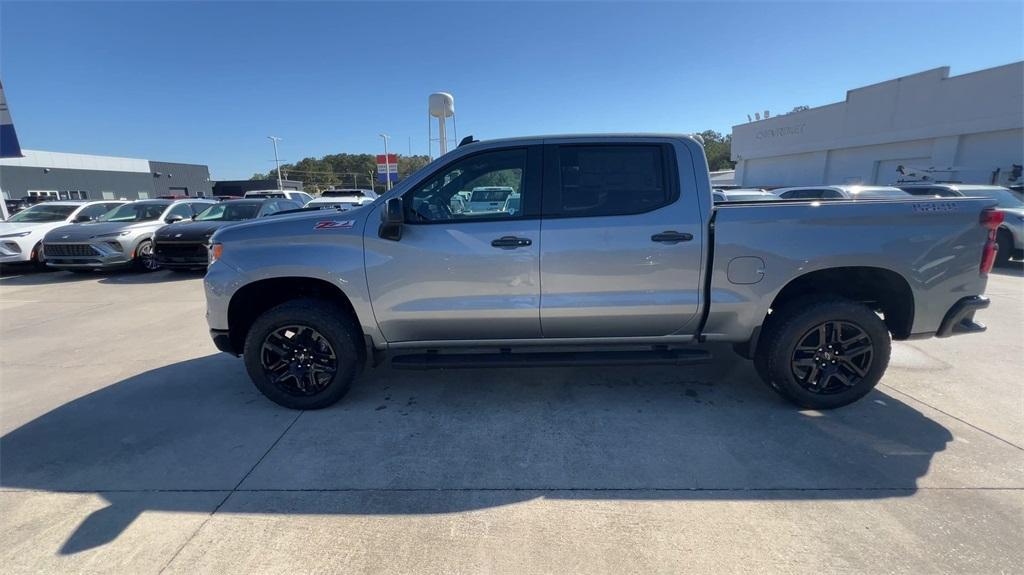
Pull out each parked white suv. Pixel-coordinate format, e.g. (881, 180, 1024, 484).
(0, 200, 125, 268)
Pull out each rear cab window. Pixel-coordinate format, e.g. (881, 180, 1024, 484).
(543, 144, 677, 217)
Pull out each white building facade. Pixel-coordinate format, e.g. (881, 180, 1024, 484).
(730, 62, 1024, 188)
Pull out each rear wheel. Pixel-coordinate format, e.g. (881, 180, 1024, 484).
(132, 240, 159, 272)
(996, 228, 1013, 267)
(755, 297, 890, 409)
(243, 298, 362, 410)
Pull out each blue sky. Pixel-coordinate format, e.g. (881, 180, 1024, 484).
(2, 1, 1021, 179)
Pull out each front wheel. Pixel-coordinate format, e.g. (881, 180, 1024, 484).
(132, 240, 160, 272)
(30, 241, 47, 270)
(755, 297, 891, 409)
(243, 299, 363, 409)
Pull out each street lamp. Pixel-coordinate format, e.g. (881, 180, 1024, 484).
(267, 136, 283, 190)
(379, 133, 392, 191)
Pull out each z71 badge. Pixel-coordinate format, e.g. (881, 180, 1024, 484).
(314, 220, 355, 230)
(911, 202, 959, 213)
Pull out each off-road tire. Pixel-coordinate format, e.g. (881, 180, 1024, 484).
(243, 298, 362, 410)
(755, 296, 891, 409)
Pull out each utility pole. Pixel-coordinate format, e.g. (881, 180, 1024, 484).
(267, 136, 283, 190)
(379, 133, 392, 191)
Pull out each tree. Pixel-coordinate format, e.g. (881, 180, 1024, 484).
(699, 130, 735, 171)
(250, 152, 432, 193)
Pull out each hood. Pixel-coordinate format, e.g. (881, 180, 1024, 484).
(211, 203, 373, 244)
(43, 220, 158, 242)
(0, 221, 54, 237)
(154, 220, 234, 242)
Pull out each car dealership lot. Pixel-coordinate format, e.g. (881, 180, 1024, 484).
(0, 267, 1021, 573)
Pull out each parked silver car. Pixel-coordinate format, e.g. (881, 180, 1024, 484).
(774, 185, 909, 200)
(44, 198, 215, 271)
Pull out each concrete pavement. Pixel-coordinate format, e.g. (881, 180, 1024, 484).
(1, 266, 1021, 573)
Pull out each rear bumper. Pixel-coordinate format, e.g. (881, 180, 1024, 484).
(210, 328, 238, 355)
(936, 295, 989, 338)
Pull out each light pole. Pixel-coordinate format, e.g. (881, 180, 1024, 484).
(379, 133, 392, 191)
(267, 136, 283, 190)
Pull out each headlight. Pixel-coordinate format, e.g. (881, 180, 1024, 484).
(0, 231, 31, 238)
(93, 231, 131, 239)
(209, 243, 223, 264)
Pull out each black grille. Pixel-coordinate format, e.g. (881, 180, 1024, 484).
(44, 244, 98, 257)
(154, 242, 207, 262)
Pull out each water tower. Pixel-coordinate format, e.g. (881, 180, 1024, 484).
(428, 92, 456, 158)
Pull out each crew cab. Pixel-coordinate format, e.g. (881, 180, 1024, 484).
(204, 134, 999, 411)
(153, 198, 300, 270)
(0, 200, 125, 268)
(44, 198, 215, 271)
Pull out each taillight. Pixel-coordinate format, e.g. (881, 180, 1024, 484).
(979, 209, 1004, 275)
(981, 209, 1005, 230)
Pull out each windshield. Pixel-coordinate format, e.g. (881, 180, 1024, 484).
(195, 203, 261, 221)
(98, 202, 169, 222)
(7, 204, 78, 223)
(470, 189, 513, 202)
(966, 188, 1024, 208)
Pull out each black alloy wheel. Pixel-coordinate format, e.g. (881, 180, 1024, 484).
(260, 325, 339, 396)
(790, 320, 873, 394)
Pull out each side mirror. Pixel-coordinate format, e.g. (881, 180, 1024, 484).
(166, 215, 185, 224)
(378, 197, 403, 241)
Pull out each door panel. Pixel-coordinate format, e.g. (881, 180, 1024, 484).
(539, 142, 704, 338)
(364, 145, 543, 343)
(365, 220, 541, 342)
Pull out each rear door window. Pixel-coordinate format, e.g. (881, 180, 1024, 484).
(545, 145, 675, 217)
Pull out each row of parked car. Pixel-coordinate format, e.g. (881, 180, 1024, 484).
(0, 188, 381, 272)
(714, 183, 1024, 265)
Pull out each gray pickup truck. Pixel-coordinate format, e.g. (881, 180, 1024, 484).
(204, 134, 1001, 411)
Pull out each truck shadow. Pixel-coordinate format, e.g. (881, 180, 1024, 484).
(1, 351, 957, 555)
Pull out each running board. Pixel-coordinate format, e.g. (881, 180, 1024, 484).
(390, 348, 712, 370)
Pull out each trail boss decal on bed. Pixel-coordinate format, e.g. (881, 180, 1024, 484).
(314, 220, 355, 230)
(912, 202, 960, 213)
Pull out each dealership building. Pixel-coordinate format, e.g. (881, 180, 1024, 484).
(730, 62, 1024, 188)
(0, 149, 212, 202)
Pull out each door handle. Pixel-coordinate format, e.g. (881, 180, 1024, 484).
(491, 236, 532, 249)
(651, 231, 693, 243)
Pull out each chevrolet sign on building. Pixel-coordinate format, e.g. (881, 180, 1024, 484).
(730, 62, 1024, 188)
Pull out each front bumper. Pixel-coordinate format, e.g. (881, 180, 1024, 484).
(936, 295, 989, 338)
(43, 240, 133, 269)
(0, 236, 36, 263)
(154, 241, 209, 269)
